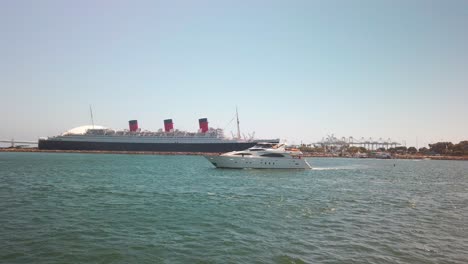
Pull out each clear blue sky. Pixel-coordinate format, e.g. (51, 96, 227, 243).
(1, 0, 467, 147)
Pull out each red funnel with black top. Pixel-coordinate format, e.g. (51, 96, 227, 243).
(199, 118, 208, 133)
(129, 120, 138, 132)
(164, 119, 174, 132)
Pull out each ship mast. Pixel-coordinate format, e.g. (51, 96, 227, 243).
(236, 106, 241, 139)
(89, 105, 95, 129)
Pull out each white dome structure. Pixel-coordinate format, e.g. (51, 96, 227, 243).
(62, 125, 107, 135)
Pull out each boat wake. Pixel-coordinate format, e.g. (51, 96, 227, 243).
(312, 166, 367, 171)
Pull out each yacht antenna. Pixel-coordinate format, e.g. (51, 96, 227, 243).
(236, 106, 241, 139)
(89, 105, 95, 129)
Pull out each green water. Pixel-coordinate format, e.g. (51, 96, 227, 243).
(0, 152, 467, 263)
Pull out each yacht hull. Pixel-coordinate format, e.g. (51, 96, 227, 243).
(204, 155, 312, 169)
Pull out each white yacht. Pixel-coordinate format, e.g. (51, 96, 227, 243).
(204, 143, 312, 169)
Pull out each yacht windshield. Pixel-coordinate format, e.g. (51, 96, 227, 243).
(253, 143, 277, 149)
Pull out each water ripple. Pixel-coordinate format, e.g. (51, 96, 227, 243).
(0, 153, 467, 263)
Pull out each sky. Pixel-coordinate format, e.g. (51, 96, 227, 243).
(1, 0, 467, 147)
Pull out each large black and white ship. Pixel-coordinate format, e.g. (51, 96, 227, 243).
(38, 118, 279, 153)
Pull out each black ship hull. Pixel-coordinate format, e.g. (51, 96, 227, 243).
(38, 139, 272, 153)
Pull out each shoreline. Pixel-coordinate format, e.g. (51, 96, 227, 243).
(300, 152, 468, 161)
(1, 148, 468, 160)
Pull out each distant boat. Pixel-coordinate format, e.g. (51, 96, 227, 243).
(374, 152, 392, 159)
(354, 152, 368, 158)
(204, 143, 312, 169)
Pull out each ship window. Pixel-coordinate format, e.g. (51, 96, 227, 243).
(234, 153, 252, 156)
(260, 153, 285, 158)
(249, 148, 265, 151)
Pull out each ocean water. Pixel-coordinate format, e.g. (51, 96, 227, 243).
(0, 153, 467, 264)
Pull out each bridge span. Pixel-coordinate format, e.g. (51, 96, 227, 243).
(0, 139, 38, 148)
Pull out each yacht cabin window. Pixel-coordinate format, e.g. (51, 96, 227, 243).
(260, 153, 285, 158)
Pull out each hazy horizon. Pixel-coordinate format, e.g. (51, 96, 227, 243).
(1, 1, 467, 147)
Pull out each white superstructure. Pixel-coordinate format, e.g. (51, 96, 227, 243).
(204, 143, 312, 169)
(47, 125, 274, 144)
